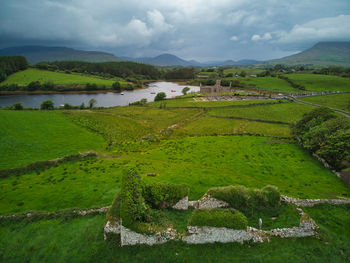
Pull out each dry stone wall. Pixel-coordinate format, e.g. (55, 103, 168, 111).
(282, 195, 350, 207)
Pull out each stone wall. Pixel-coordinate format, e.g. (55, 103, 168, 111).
(281, 195, 350, 207)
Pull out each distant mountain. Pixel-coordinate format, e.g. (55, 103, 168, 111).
(0, 46, 119, 64)
(122, 54, 259, 67)
(122, 53, 201, 66)
(270, 42, 350, 67)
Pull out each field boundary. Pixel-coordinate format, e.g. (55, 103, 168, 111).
(0, 206, 109, 223)
(207, 115, 290, 125)
(0, 151, 97, 178)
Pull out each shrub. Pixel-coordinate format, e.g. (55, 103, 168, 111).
(119, 166, 149, 227)
(189, 208, 247, 229)
(40, 100, 54, 110)
(208, 185, 281, 210)
(112, 81, 121, 91)
(262, 185, 281, 207)
(154, 92, 166, 101)
(208, 185, 249, 209)
(13, 102, 23, 110)
(106, 193, 121, 222)
(145, 182, 189, 208)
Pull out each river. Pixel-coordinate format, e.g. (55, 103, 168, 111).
(0, 82, 200, 108)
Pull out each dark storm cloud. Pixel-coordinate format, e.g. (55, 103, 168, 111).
(1, 0, 350, 60)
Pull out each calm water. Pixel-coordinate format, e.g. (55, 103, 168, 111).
(0, 82, 199, 108)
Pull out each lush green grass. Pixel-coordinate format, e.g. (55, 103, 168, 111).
(208, 102, 314, 123)
(171, 115, 292, 137)
(300, 93, 350, 112)
(149, 97, 279, 108)
(228, 76, 297, 92)
(2, 136, 349, 215)
(1, 204, 350, 263)
(0, 68, 126, 87)
(65, 107, 201, 149)
(287, 74, 350, 92)
(224, 68, 265, 75)
(0, 110, 105, 169)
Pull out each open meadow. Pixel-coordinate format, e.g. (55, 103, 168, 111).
(300, 93, 350, 112)
(1, 88, 350, 263)
(0, 68, 126, 87)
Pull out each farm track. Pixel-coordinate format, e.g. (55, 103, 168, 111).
(292, 98, 350, 119)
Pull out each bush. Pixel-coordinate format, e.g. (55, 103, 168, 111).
(208, 185, 281, 210)
(40, 100, 54, 110)
(27, 81, 41, 91)
(154, 92, 166, 101)
(262, 185, 281, 207)
(189, 208, 248, 229)
(13, 102, 23, 110)
(112, 81, 121, 91)
(208, 185, 249, 208)
(119, 166, 149, 227)
(106, 193, 121, 222)
(145, 182, 189, 208)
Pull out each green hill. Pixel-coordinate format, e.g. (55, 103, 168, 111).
(0, 46, 119, 64)
(270, 42, 350, 67)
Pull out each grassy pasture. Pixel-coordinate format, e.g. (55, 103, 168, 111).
(65, 107, 201, 149)
(208, 102, 314, 123)
(2, 136, 349, 215)
(228, 76, 296, 92)
(0, 110, 105, 169)
(1, 205, 350, 263)
(287, 74, 350, 92)
(224, 68, 265, 75)
(149, 97, 279, 108)
(171, 115, 291, 137)
(300, 93, 350, 112)
(0, 68, 126, 87)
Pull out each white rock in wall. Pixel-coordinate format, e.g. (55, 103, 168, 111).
(172, 196, 189, 210)
(182, 226, 253, 244)
(104, 220, 121, 240)
(120, 226, 177, 246)
(189, 194, 229, 209)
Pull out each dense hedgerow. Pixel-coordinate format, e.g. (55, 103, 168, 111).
(119, 166, 149, 227)
(189, 208, 248, 229)
(145, 182, 189, 208)
(106, 193, 121, 222)
(208, 185, 280, 210)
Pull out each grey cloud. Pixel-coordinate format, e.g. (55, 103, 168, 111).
(0, 0, 349, 60)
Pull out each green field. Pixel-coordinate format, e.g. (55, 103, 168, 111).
(0, 68, 126, 87)
(171, 115, 291, 137)
(2, 136, 349, 215)
(224, 68, 265, 75)
(300, 93, 350, 112)
(1, 204, 350, 263)
(149, 97, 281, 108)
(0, 110, 105, 169)
(208, 102, 314, 123)
(287, 74, 350, 92)
(229, 76, 297, 92)
(1, 88, 350, 262)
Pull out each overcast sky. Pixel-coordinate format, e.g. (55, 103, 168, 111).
(1, 0, 350, 61)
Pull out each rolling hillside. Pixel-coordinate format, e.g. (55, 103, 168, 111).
(0, 46, 119, 64)
(270, 42, 350, 67)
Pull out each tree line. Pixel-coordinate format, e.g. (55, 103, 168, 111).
(292, 107, 350, 170)
(0, 56, 29, 82)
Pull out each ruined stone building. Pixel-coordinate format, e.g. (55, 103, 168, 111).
(200, 80, 232, 94)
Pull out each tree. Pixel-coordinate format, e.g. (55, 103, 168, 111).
(317, 130, 350, 169)
(240, 71, 246, 77)
(40, 100, 54, 110)
(88, 98, 97, 109)
(27, 81, 41, 91)
(154, 92, 166, 101)
(112, 81, 121, 91)
(182, 87, 190, 95)
(13, 102, 23, 110)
